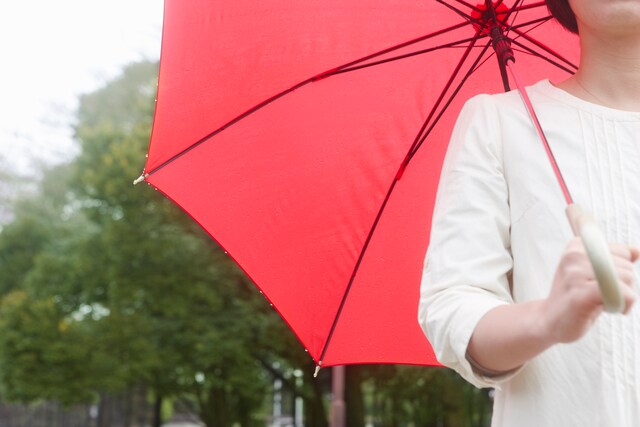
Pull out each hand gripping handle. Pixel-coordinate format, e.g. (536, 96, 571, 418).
(565, 204, 624, 313)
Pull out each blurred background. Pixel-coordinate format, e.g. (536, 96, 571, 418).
(0, 2, 491, 426)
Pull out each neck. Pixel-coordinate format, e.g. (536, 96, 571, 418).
(559, 30, 640, 111)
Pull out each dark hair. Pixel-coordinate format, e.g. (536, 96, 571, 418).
(545, 0, 578, 34)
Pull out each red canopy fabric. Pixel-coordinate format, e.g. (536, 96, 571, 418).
(144, 0, 579, 367)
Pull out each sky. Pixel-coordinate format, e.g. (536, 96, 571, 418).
(0, 1, 164, 176)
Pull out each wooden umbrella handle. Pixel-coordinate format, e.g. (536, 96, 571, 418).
(565, 204, 624, 313)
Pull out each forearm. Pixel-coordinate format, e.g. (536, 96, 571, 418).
(466, 299, 554, 374)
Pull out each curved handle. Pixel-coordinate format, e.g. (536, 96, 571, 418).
(565, 204, 624, 313)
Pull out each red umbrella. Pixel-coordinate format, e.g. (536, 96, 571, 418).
(136, 0, 581, 370)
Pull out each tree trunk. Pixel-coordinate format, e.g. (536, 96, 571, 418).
(345, 366, 364, 427)
(134, 385, 149, 427)
(237, 396, 252, 427)
(443, 383, 464, 427)
(199, 385, 229, 427)
(123, 390, 132, 427)
(303, 368, 328, 427)
(152, 393, 162, 427)
(389, 394, 398, 427)
(97, 393, 111, 427)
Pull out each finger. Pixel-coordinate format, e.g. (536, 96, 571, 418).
(621, 285, 637, 315)
(609, 243, 632, 258)
(609, 244, 640, 262)
(612, 252, 634, 264)
(616, 268, 635, 286)
(582, 279, 608, 308)
(612, 257, 638, 287)
(567, 236, 586, 252)
(613, 258, 634, 270)
(585, 275, 634, 312)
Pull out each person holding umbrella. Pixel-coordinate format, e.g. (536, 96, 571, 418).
(420, 0, 640, 425)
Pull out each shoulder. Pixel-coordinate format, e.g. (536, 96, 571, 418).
(461, 79, 552, 118)
(455, 79, 556, 137)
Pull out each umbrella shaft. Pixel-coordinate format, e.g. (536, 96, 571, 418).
(507, 61, 574, 205)
(485, 2, 515, 92)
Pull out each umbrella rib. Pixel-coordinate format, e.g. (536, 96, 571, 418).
(508, 15, 555, 51)
(143, 78, 315, 178)
(440, 0, 546, 33)
(469, 18, 543, 77)
(315, 31, 485, 367)
(509, 15, 552, 30)
(504, 0, 526, 38)
(334, 35, 488, 76)
(444, 0, 539, 16)
(510, 38, 576, 74)
(315, 172, 401, 368)
(511, 0, 546, 12)
(470, 47, 498, 74)
(509, 26, 578, 71)
(442, 0, 549, 38)
(408, 42, 493, 163)
(439, 0, 512, 29)
(512, 1, 547, 12)
(399, 32, 484, 175)
(143, 21, 471, 179)
(448, 0, 483, 13)
(310, 21, 472, 81)
(437, 0, 479, 26)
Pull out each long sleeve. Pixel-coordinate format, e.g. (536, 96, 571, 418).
(418, 94, 522, 389)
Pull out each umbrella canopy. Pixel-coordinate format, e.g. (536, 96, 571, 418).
(139, 0, 579, 368)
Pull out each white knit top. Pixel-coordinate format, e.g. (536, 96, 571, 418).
(419, 79, 640, 426)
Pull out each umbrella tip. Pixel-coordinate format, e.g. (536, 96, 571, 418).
(313, 363, 322, 378)
(133, 173, 148, 186)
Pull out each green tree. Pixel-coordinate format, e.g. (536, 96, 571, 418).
(0, 290, 95, 405)
(69, 61, 278, 426)
(362, 365, 491, 427)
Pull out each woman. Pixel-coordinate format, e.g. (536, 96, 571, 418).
(419, 0, 640, 425)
